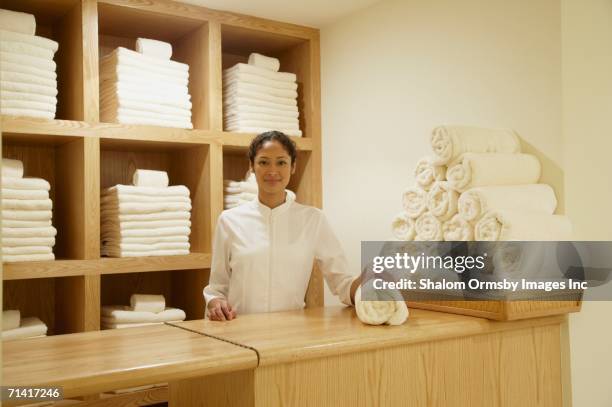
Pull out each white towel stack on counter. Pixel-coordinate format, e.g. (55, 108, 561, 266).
(2, 310, 48, 341)
(391, 126, 572, 242)
(0, 9, 59, 119)
(101, 294, 186, 329)
(101, 169, 192, 257)
(99, 38, 192, 129)
(2, 158, 56, 262)
(223, 52, 302, 136)
(224, 172, 258, 209)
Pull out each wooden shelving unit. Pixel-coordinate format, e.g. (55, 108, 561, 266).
(1, 0, 323, 351)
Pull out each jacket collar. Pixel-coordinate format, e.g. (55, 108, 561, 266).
(253, 190, 296, 215)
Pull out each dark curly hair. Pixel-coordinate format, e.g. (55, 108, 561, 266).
(248, 131, 297, 165)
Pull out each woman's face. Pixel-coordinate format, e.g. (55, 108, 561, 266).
(251, 140, 295, 195)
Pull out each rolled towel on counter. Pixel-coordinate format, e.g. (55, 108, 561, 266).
(248, 52, 280, 72)
(446, 153, 541, 192)
(1, 317, 47, 341)
(2, 198, 52, 211)
(402, 187, 427, 218)
(130, 294, 165, 313)
(414, 212, 443, 241)
(2, 176, 50, 191)
(430, 125, 521, 165)
(426, 181, 458, 221)
(131, 169, 169, 189)
(2, 158, 23, 178)
(2, 253, 54, 262)
(474, 210, 573, 241)
(135, 37, 172, 60)
(3, 310, 20, 330)
(354, 286, 408, 326)
(391, 212, 416, 241)
(414, 157, 445, 190)
(0, 9, 36, 35)
(442, 214, 474, 241)
(458, 184, 557, 222)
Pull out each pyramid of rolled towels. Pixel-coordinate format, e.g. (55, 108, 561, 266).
(2, 309, 48, 341)
(223, 52, 302, 136)
(100, 169, 191, 257)
(224, 172, 258, 209)
(2, 158, 56, 262)
(392, 125, 572, 242)
(0, 9, 59, 119)
(100, 38, 192, 129)
(101, 294, 186, 329)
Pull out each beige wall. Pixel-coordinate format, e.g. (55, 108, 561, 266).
(321, 0, 611, 405)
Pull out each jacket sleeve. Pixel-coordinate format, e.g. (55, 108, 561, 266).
(203, 214, 232, 308)
(314, 211, 359, 306)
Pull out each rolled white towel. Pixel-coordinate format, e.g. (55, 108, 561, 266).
(458, 184, 558, 222)
(136, 38, 172, 60)
(2, 198, 52, 211)
(130, 294, 165, 313)
(446, 153, 541, 192)
(414, 157, 445, 190)
(131, 169, 169, 188)
(430, 125, 521, 165)
(3, 310, 20, 330)
(2, 226, 57, 238)
(474, 210, 573, 241)
(1, 317, 47, 341)
(426, 181, 458, 221)
(2, 236, 55, 247)
(2, 210, 52, 221)
(0, 9, 35, 35)
(248, 52, 280, 72)
(104, 184, 189, 198)
(101, 306, 186, 324)
(2, 246, 53, 255)
(402, 187, 427, 218)
(2, 252, 54, 262)
(101, 226, 190, 238)
(100, 219, 191, 231)
(354, 286, 409, 326)
(414, 212, 443, 241)
(99, 211, 190, 222)
(2, 176, 50, 191)
(2, 158, 23, 178)
(442, 214, 474, 241)
(391, 212, 416, 241)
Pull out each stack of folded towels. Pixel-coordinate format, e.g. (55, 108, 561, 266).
(100, 169, 192, 257)
(99, 38, 192, 129)
(101, 294, 186, 329)
(0, 9, 59, 119)
(2, 158, 56, 262)
(2, 310, 47, 341)
(392, 125, 572, 241)
(224, 172, 258, 209)
(223, 52, 301, 136)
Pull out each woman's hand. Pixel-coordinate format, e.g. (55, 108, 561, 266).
(207, 298, 237, 321)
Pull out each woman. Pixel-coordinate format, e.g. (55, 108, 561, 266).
(203, 131, 360, 321)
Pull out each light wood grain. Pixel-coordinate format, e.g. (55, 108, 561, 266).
(55, 2, 83, 120)
(170, 369, 254, 407)
(80, 386, 168, 407)
(222, 132, 313, 152)
(55, 275, 101, 333)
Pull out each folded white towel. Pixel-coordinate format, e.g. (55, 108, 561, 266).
(2, 236, 55, 247)
(101, 305, 186, 323)
(225, 113, 299, 126)
(1, 317, 47, 341)
(104, 184, 189, 198)
(458, 184, 558, 222)
(355, 286, 409, 326)
(3, 219, 51, 228)
(2, 210, 52, 221)
(0, 70, 57, 88)
(101, 106, 191, 124)
(101, 226, 191, 238)
(430, 125, 521, 165)
(0, 107, 55, 119)
(3, 310, 20, 330)
(2, 176, 50, 190)
(100, 201, 191, 214)
(99, 59, 188, 84)
(0, 38, 55, 60)
(2, 246, 53, 255)
(223, 81, 298, 99)
(224, 63, 295, 82)
(101, 111, 193, 129)
(446, 153, 541, 192)
(102, 235, 189, 245)
(0, 90, 56, 106)
(442, 214, 474, 241)
(2, 198, 52, 211)
(426, 181, 458, 221)
(0, 9, 36, 35)
(101, 219, 191, 231)
(136, 37, 172, 60)
(224, 87, 297, 107)
(224, 186, 258, 196)
(1, 99, 57, 113)
(0, 50, 56, 71)
(100, 97, 191, 118)
(475, 210, 573, 241)
(2, 252, 54, 262)
(100, 82, 191, 106)
(100, 67, 188, 88)
(391, 212, 416, 241)
(0, 29, 58, 51)
(101, 194, 190, 205)
(414, 157, 446, 191)
(2, 158, 23, 178)
(101, 248, 190, 257)
(131, 169, 169, 188)
(100, 78, 188, 101)
(1, 80, 57, 97)
(1, 60, 56, 80)
(224, 104, 299, 119)
(225, 125, 302, 137)
(103, 242, 190, 253)
(248, 52, 280, 72)
(224, 95, 298, 112)
(99, 211, 190, 223)
(2, 226, 56, 238)
(102, 47, 188, 73)
(402, 187, 428, 218)
(130, 294, 165, 313)
(415, 212, 443, 241)
(223, 71, 297, 91)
